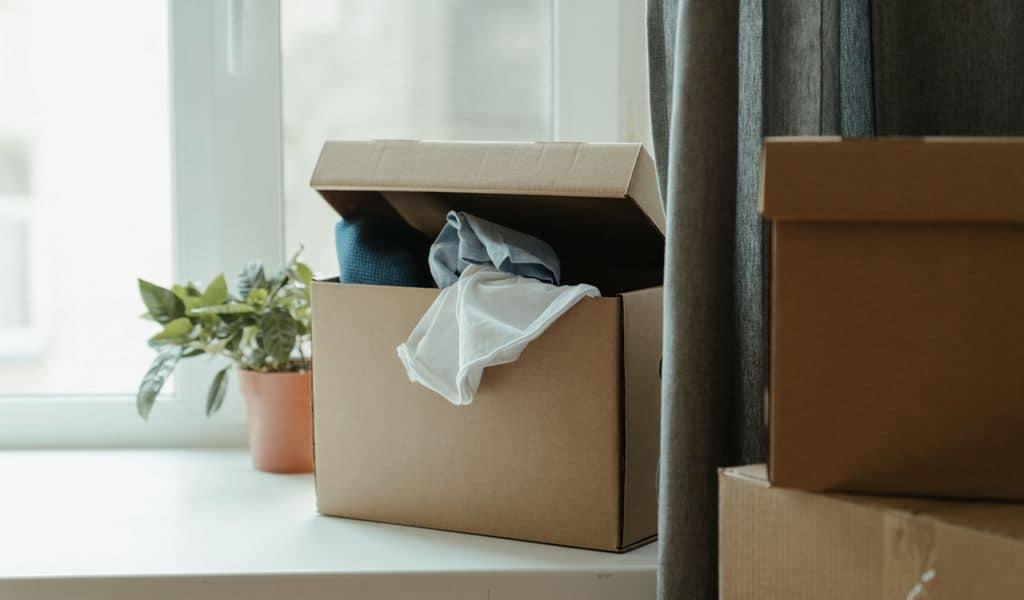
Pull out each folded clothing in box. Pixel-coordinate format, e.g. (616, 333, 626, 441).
(720, 465, 1024, 599)
(398, 210, 600, 406)
(334, 216, 433, 287)
(761, 137, 1024, 501)
(428, 210, 562, 287)
(309, 140, 664, 551)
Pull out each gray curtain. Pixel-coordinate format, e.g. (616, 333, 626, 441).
(648, 1, 1024, 598)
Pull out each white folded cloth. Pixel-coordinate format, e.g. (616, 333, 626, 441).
(397, 264, 600, 405)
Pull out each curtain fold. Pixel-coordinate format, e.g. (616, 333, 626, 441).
(872, 1, 1024, 135)
(649, 1, 1023, 598)
(650, 4, 738, 600)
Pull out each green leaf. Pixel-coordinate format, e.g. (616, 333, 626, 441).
(172, 283, 202, 301)
(204, 337, 227, 355)
(189, 302, 255, 315)
(196, 313, 220, 330)
(224, 327, 245, 352)
(199, 274, 228, 307)
(246, 287, 269, 306)
(261, 308, 297, 367)
(292, 261, 314, 285)
(139, 279, 185, 324)
(137, 348, 181, 420)
(206, 366, 230, 416)
(171, 285, 204, 311)
(181, 347, 205, 358)
(237, 260, 267, 300)
(148, 317, 193, 347)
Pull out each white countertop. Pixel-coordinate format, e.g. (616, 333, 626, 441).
(0, 449, 656, 599)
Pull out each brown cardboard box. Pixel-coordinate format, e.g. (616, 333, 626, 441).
(761, 137, 1024, 500)
(719, 465, 1024, 599)
(308, 140, 664, 551)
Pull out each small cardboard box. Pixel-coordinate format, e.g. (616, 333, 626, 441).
(761, 137, 1024, 500)
(719, 465, 1024, 599)
(308, 140, 664, 551)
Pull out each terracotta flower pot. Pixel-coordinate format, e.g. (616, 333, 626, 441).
(237, 369, 314, 473)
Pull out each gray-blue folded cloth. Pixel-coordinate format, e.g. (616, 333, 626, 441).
(428, 211, 560, 288)
(335, 216, 433, 287)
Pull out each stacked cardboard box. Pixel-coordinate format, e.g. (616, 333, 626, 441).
(720, 465, 1024, 598)
(721, 138, 1024, 598)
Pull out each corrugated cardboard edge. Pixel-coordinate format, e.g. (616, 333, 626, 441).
(765, 228, 779, 485)
(624, 146, 666, 234)
(619, 286, 663, 549)
(320, 512, 650, 554)
(309, 278, 339, 516)
(619, 533, 659, 552)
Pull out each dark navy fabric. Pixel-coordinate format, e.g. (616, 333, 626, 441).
(335, 217, 433, 288)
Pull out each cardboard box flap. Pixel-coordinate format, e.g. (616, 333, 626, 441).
(619, 286, 663, 547)
(310, 140, 665, 278)
(760, 137, 1024, 223)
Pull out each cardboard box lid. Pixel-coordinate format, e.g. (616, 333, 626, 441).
(760, 137, 1024, 223)
(309, 140, 665, 278)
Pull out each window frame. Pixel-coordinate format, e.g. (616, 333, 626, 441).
(0, 0, 646, 449)
(0, 0, 283, 448)
(0, 194, 44, 361)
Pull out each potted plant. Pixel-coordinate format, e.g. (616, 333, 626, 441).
(136, 250, 315, 473)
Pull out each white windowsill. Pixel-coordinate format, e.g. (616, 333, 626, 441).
(0, 449, 657, 599)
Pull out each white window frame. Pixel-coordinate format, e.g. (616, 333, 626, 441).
(0, 0, 647, 449)
(0, 0, 282, 448)
(0, 193, 45, 361)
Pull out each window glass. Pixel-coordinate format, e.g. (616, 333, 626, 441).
(0, 0, 172, 395)
(281, 0, 554, 274)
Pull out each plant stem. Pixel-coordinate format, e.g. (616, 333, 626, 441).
(297, 337, 307, 370)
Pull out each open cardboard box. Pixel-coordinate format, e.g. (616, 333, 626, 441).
(762, 137, 1024, 500)
(308, 140, 664, 551)
(720, 465, 1024, 599)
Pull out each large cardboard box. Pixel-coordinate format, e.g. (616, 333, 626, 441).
(719, 465, 1024, 599)
(762, 137, 1024, 500)
(308, 140, 664, 551)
